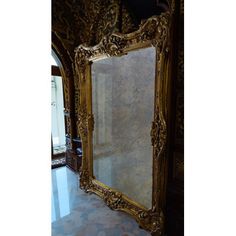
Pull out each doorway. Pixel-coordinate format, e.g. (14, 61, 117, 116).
(51, 54, 66, 168)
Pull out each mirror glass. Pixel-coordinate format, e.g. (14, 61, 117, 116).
(92, 47, 156, 208)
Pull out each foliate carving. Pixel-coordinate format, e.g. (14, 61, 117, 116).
(104, 191, 127, 210)
(76, 34, 126, 61)
(52, 0, 139, 55)
(79, 169, 93, 192)
(101, 34, 126, 56)
(91, 182, 129, 211)
(78, 0, 138, 46)
(76, 59, 88, 83)
(140, 13, 169, 46)
(52, 0, 172, 57)
(77, 106, 94, 141)
(88, 180, 163, 233)
(75, 13, 170, 61)
(128, 13, 169, 50)
(151, 115, 167, 160)
(77, 104, 88, 142)
(138, 210, 164, 234)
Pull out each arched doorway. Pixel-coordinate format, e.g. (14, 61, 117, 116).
(51, 35, 82, 172)
(51, 53, 66, 167)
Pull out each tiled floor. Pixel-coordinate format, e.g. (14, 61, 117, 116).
(51, 157, 66, 169)
(52, 166, 150, 236)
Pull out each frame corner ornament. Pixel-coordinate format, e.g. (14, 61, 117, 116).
(79, 169, 93, 192)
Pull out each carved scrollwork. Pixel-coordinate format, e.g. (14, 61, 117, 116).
(104, 191, 127, 210)
(77, 105, 94, 141)
(79, 169, 93, 192)
(75, 12, 170, 62)
(75, 34, 126, 61)
(138, 210, 164, 234)
(101, 34, 126, 56)
(52, 0, 172, 57)
(75, 56, 91, 83)
(139, 13, 169, 45)
(151, 114, 167, 161)
(77, 104, 88, 143)
(90, 180, 163, 233)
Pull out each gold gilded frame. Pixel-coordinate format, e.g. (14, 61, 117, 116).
(74, 12, 171, 235)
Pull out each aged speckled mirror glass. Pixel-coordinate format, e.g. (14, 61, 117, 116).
(75, 13, 171, 234)
(92, 47, 156, 209)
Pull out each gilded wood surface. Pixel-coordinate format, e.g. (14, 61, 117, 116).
(75, 12, 172, 234)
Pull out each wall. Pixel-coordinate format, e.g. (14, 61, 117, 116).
(165, 0, 184, 235)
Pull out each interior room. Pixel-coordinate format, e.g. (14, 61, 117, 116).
(51, 1, 184, 235)
(3, 1, 236, 236)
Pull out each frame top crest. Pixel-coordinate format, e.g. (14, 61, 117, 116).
(75, 12, 170, 62)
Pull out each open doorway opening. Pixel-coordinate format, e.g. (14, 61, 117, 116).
(51, 53, 66, 167)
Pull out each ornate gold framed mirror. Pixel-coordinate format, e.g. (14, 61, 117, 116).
(75, 12, 171, 235)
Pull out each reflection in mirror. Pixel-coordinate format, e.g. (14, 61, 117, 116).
(92, 47, 156, 209)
